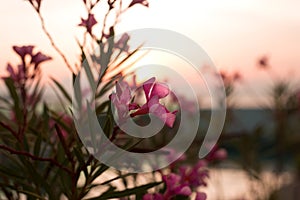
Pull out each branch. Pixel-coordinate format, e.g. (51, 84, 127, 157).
(0, 144, 72, 175)
(37, 13, 75, 74)
(0, 121, 20, 141)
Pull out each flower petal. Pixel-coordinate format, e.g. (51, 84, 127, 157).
(195, 192, 207, 200)
(143, 77, 155, 101)
(151, 82, 170, 99)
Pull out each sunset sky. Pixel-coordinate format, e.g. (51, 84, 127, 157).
(1, 0, 300, 107)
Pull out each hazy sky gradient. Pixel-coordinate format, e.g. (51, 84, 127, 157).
(1, 0, 300, 107)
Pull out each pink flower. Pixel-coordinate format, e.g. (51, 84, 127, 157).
(179, 160, 209, 188)
(13, 45, 34, 60)
(129, 0, 149, 8)
(195, 192, 207, 200)
(143, 173, 192, 200)
(205, 145, 228, 162)
(142, 193, 164, 200)
(79, 14, 97, 34)
(110, 80, 139, 124)
(163, 173, 192, 198)
(131, 78, 177, 128)
(31, 52, 52, 67)
(143, 77, 170, 101)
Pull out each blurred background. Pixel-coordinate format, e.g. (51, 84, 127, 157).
(1, 0, 300, 199)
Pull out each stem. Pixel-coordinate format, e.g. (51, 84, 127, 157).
(0, 144, 72, 175)
(37, 13, 75, 74)
(0, 122, 20, 141)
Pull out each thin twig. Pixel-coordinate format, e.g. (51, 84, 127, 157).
(37, 13, 75, 74)
(0, 121, 20, 141)
(0, 144, 72, 175)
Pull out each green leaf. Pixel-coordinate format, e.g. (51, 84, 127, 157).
(90, 164, 109, 183)
(73, 73, 82, 110)
(95, 100, 110, 114)
(82, 53, 96, 93)
(18, 190, 46, 200)
(4, 78, 21, 121)
(0, 95, 11, 105)
(73, 146, 89, 178)
(86, 102, 99, 152)
(96, 74, 120, 98)
(51, 77, 72, 103)
(33, 132, 42, 157)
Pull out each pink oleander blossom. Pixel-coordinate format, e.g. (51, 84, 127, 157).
(6, 46, 51, 83)
(110, 77, 177, 127)
(110, 80, 139, 124)
(143, 77, 170, 101)
(13, 45, 34, 60)
(179, 160, 209, 188)
(143, 173, 192, 200)
(195, 192, 207, 200)
(79, 14, 97, 34)
(163, 176, 192, 198)
(131, 78, 177, 128)
(31, 52, 52, 67)
(142, 193, 164, 200)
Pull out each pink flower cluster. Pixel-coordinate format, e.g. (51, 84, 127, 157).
(3, 45, 51, 108)
(110, 77, 177, 128)
(5, 46, 51, 84)
(143, 160, 208, 200)
(143, 146, 227, 200)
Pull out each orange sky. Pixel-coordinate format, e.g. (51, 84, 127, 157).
(1, 0, 300, 107)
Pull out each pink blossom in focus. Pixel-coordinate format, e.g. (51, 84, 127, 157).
(131, 78, 177, 128)
(110, 80, 139, 124)
(79, 14, 98, 34)
(143, 77, 170, 101)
